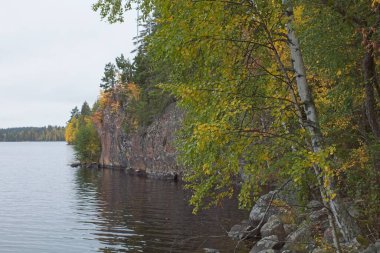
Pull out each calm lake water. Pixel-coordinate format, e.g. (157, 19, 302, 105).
(0, 142, 248, 252)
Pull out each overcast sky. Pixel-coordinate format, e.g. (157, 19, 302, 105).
(0, 1, 137, 128)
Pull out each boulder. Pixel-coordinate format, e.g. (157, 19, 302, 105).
(359, 240, 380, 253)
(203, 248, 220, 253)
(309, 208, 328, 223)
(282, 223, 313, 252)
(347, 205, 360, 219)
(249, 191, 290, 225)
(256, 250, 280, 253)
(283, 224, 297, 236)
(309, 208, 329, 233)
(250, 235, 283, 253)
(307, 200, 324, 211)
(260, 215, 286, 240)
(323, 227, 334, 244)
(228, 220, 259, 240)
(70, 162, 81, 168)
(311, 248, 326, 253)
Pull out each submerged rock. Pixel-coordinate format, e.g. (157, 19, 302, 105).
(70, 162, 81, 168)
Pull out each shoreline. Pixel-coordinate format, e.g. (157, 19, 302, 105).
(70, 162, 181, 181)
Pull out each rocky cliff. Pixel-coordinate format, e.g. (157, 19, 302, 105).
(93, 87, 184, 179)
(94, 93, 128, 168)
(123, 103, 184, 179)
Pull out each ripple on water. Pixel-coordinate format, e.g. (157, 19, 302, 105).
(0, 142, 249, 253)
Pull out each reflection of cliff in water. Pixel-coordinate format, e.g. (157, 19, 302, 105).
(74, 168, 249, 252)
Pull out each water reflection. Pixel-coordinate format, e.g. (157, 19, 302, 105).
(74, 168, 249, 253)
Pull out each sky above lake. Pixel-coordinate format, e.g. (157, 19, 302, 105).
(0, 1, 137, 128)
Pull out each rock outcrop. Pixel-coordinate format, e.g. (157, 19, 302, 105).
(94, 87, 184, 179)
(123, 103, 184, 179)
(94, 92, 128, 168)
(228, 186, 372, 253)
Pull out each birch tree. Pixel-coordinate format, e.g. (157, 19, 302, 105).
(283, 0, 360, 245)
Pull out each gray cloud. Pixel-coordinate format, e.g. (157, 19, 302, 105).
(0, 0, 137, 127)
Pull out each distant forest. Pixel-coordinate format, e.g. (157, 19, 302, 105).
(0, 126, 65, 142)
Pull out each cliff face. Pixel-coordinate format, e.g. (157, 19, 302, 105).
(93, 95, 127, 168)
(124, 103, 184, 178)
(94, 89, 184, 178)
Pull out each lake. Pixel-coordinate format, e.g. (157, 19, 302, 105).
(0, 142, 249, 252)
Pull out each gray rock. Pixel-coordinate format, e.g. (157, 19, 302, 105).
(309, 208, 328, 223)
(282, 223, 313, 252)
(228, 220, 258, 240)
(250, 235, 283, 253)
(260, 215, 286, 240)
(323, 227, 334, 244)
(256, 250, 280, 253)
(309, 207, 329, 232)
(283, 224, 297, 236)
(311, 248, 325, 253)
(203, 248, 220, 253)
(359, 240, 380, 253)
(347, 204, 360, 219)
(360, 245, 377, 253)
(249, 191, 290, 225)
(229, 224, 246, 239)
(307, 200, 324, 211)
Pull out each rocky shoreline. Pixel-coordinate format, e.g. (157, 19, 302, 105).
(228, 184, 380, 253)
(70, 162, 181, 181)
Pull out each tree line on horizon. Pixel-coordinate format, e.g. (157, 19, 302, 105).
(0, 126, 65, 142)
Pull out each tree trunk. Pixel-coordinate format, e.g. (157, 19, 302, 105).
(363, 47, 380, 141)
(282, 0, 361, 244)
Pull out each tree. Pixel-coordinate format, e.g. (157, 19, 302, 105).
(315, 0, 380, 142)
(116, 54, 134, 84)
(283, 0, 360, 246)
(73, 117, 101, 163)
(65, 116, 79, 144)
(80, 101, 92, 116)
(100, 62, 117, 91)
(0, 127, 65, 142)
(65, 104, 101, 163)
(70, 106, 80, 121)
